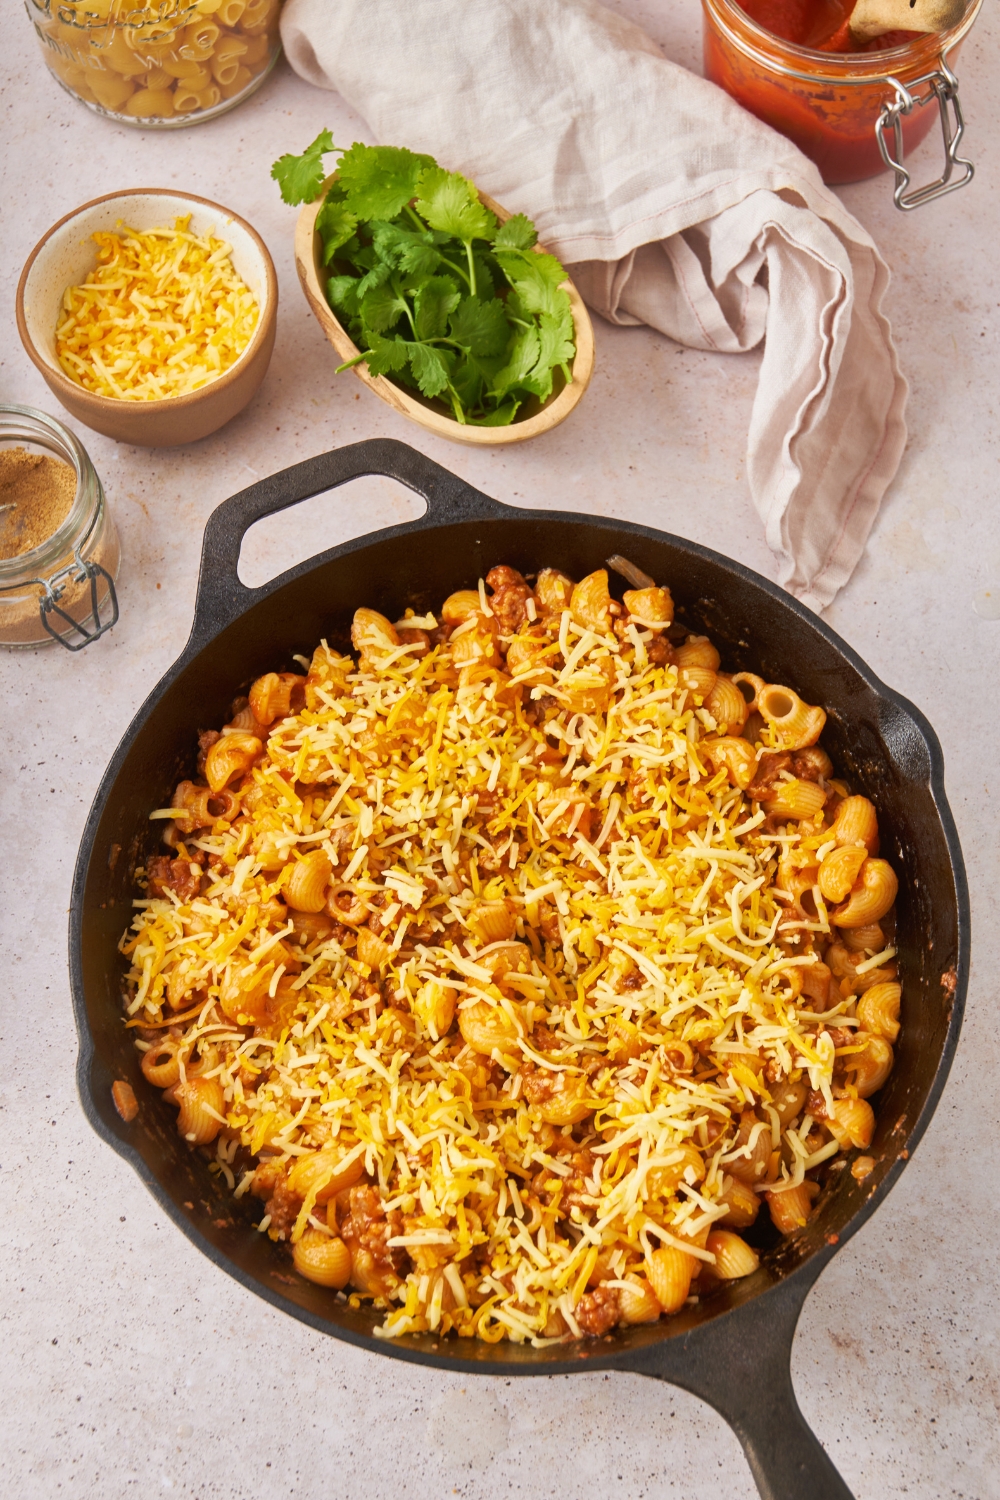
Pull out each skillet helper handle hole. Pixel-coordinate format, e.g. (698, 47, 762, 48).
(191, 437, 511, 642)
(623, 1274, 856, 1500)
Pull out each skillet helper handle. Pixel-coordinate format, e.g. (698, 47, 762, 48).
(191, 437, 510, 643)
(625, 1274, 855, 1500)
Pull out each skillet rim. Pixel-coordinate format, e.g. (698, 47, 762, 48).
(68, 451, 970, 1377)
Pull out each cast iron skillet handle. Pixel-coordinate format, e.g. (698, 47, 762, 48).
(623, 1272, 855, 1500)
(190, 437, 511, 644)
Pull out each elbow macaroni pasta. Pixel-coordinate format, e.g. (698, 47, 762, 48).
(123, 562, 903, 1344)
(28, 0, 281, 122)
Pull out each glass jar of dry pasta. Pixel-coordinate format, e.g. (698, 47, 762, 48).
(0, 405, 120, 650)
(26, 0, 283, 127)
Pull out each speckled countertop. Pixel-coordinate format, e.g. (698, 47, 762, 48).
(1, 3, 997, 1497)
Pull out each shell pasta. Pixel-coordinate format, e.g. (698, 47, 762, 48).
(123, 562, 901, 1344)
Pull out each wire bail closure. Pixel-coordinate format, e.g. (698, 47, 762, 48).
(36, 552, 119, 650)
(876, 59, 973, 210)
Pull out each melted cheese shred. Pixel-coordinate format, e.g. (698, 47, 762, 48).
(55, 216, 259, 400)
(123, 574, 878, 1345)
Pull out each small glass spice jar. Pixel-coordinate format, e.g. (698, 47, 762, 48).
(703, 0, 982, 200)
(26, 0, 282, 128)
(0, 405, 120, 650)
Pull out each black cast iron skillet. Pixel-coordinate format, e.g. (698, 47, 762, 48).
(71, 439, 969, 1500)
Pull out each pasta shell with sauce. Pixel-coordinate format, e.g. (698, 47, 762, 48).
(832, 858, 898, 927)
(204, 731, 262, 793)
(706, 1230, 760, 1280)
(458, 997, 523, 1055)
(622, 585, 673, 629)
(285, 850, 333, 913)
(174, 1075, 225, 1145)
(570, 570, 615, 634)
(706, 676, 749, 734)
(293, 1231, 352, 1289)
(826, 1097, 876, 1150)
(617, 1279, 662, 1324)
(831, 795, 880, 852)
(646, 1247, 696, 1314)
(757, 683, 826, 748)
(675, 638, 721, 672)
(287, 1147, 365, 1203)
(857, 982, 902, 1043)
(818, 843, 868, 903)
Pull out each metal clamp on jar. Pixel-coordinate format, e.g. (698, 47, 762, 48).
(0, 405, 120, 651)
(702, 0, 981, 201)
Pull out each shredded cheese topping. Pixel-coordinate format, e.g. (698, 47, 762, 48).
(56, 216, 259, 401)
(123, 564, 898, 1345)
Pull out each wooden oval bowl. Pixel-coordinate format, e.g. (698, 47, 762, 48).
(294, 180, 594, 446)
(17, 189, 277, 449)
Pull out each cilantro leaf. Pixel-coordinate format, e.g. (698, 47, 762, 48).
(414, 276, 461, 341)
(327, 275, 361, 318)
(316, 200, 358, 263)
(408, 342, 453, 400)
(492, 213, 537, 251)
(470, 401, 521, 426)
(532, 308, 575, 381)
(271, 129, 335, 205)
(371, 222, 443, 281)
(363, 333, 410, 378)
(490, 327, 540, 400)
(354, 260, 393, 299)
(494, 248, 568, 316)
(415, 167, 497, 245)
(337, 143, 434, 222)
(361, 282, 410, 335)
(450, 356, 486, 413)
(449, 296, 509, 358)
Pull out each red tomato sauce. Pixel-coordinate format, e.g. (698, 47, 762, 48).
(736, 0, 919, 50)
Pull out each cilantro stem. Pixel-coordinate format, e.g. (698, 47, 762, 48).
(435, 254, 471, 290)
(390, 275, 417, 338)
(403, 204, 471, 289)
(335, 353, 368, 373)
(446, 382, 468, 424)
(465, 241, 477, 299)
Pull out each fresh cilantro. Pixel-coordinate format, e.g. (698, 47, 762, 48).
(315, 201, 358, 263)
(408, 343, 453, 401)
(449, 296, 509, 358)
(361, 283, 411, 335)
(490, 328, 541, 403)
(353, 332, 409, 378)
(415, 167, 497, 245)
(271, 129, 335, 205)
(492, 213, 537, 251)
(273, 133, 576, 426)
(414, 277, 462, 342)
(337, 143, 434, 222)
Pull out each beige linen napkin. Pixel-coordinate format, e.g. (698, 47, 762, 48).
(281, 0, 907, 611)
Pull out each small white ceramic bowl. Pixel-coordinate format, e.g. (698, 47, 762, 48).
(17, 189, 277, 448)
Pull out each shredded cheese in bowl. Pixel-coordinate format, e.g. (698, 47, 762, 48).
(123, 562, 900, 1345)
(55, 216, 259, 401)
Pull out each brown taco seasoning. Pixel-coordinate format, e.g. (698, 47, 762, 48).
(0, 449, 77, 560)
(0, 406, 120, 649)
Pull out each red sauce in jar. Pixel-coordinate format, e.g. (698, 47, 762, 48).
(702, 0, 971, 183)
(736, 0, 919, 49)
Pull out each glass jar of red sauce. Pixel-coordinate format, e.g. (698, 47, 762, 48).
(703, 0, 981, 198)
